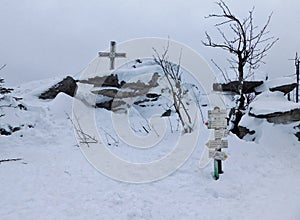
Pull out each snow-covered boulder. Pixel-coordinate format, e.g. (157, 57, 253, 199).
(213, 76, 297, 95)
(255, 76, 297, 94)
(248, 91, 300, 124)
(236, 91, 300, 141)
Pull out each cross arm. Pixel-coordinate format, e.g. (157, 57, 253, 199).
(98, 52, 110, 57)
(115, 52, 126, 58)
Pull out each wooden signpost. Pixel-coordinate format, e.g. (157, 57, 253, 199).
(207, 108, 227, 129)
(205, 106, 228, 180)
(214, 129, 228, 139)
(208, 150, 228, 161)
(206, 139, 228, 149)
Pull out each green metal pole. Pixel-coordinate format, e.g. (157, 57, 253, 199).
(217, 149, 223, 174)
(214, 159, 219, 180)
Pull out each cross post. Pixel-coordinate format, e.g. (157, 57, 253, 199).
(98, 41, 126, 70)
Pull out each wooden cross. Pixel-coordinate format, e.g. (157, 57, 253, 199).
(98, 41, 126, 70)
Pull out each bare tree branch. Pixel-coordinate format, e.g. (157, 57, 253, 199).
(0, 158, 22, 164)
(66, 113, 98, 147)
(211, 59, 230, 82)
(203, 0, 278, 84)
(0, 64, 6, 71)
(153, 45, 193, 133)
(203, 0, 278, 136)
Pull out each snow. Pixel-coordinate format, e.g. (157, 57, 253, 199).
(267, 76, 297, 88)
(249, 91, 300, 115)
(255, 76, 296, 93)
(1, 70, 300, 219)
(114, 59, 161, 82)
(48, 93, 73, 119)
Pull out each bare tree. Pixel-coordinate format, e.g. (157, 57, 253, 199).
(203, 0, 278, 98)
(203, 0, 278, 135)
(153, 43, 192, 133)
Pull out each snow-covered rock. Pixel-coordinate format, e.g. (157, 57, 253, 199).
(39, 76, 77, 99)
(255, 76, 297, 94)
(248, 91, 300, 124)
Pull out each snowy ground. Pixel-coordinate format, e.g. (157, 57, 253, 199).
(1, 76, 300, 220)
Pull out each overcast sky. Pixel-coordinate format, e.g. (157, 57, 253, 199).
(0, 0, 299, 85)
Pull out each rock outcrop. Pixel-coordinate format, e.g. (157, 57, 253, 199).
(213, 77, 297, 95)
(248, 91, 300, 124)
(92, 73, 161, 111)
(39, 76, 77, 99)
(269, 83, 297, 95)
(78, 74, 122, 88)
(236, 126, 256, 140)
(213, 81, 263, 94)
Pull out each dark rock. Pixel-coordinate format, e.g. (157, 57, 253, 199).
(236, 126, 256, 140)
(269, 83, 297, 95)
(229, 109, 244, 137)
(87, 73, 160, 112)
(293, 124, 300, 141)
(134, 98, 151, 106)
(12, 127, 21, 132)
(18, 104, 27, 110)
(93, 89, 151, 98)
(39, 76, 77, 99)
(95, 100, 113, 110)
(146, 93, 161, 99)
(0, 128, 11, 135)
(92, 73, 160, 99)
(161, 109, 172, 117)
(295, 132, 300, 141)
(0, 87, 13, 94)
(95, 99, 127, 111)
(213, 80, 297, 95)
(0, 125, 22, 136)
(134, 94, 160, 106)
(148, 72, 159, 87)
(213, 81, 263, 94)
(92, 89, 118, 98)
(79, 74, 120, 88)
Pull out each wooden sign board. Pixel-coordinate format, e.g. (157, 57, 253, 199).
(207, 120, 227, 129)
(214, 129, 228, 139)
(206, 139, 228, 149)
(209, 150, 228, 161)
(208, 109, 227, 129)
(208, 109, 227, 118)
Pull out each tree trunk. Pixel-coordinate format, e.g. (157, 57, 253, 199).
(238, 64, 243, 84)
(230, 58, 246, 137)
